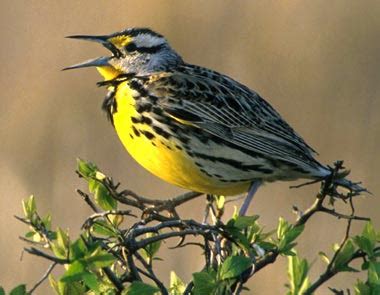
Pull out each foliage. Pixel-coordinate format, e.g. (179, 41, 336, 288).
(3, 160, 379, 294)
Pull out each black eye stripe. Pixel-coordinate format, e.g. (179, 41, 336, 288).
(125, 43, 164, 54)
(137, 44, 164, 53)
(125, 42, 137, 52)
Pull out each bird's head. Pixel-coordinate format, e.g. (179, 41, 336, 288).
(64, 28, 183, 79)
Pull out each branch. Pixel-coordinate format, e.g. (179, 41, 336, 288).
(76, 189, 100, 213)
(252, 162, 367, 277)
(127, 253, 142, 281)
(135, 229, 210, 250)
(24, 247, 69, 264)
(17, 159, 370, 294)
(102, 177, 203, 214)
(28, 262, 57, 294)
(184, 281, 194, 295)
(303, 247, 377, 295)
(134, 251, 168, 295)
(304, 196, 356, 294)
(319, 207, 370, 221)
(82, 209, 135, 229)
(102, 267, 124, 293)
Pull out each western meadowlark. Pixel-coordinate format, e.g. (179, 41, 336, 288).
(65, 27, 364, 215)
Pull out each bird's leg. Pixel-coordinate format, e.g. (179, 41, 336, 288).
(239, 180, 262, 216)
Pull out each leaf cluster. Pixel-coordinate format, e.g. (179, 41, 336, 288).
(3, 159, 377, 295)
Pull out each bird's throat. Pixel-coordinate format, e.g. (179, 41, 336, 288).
(96, 66, 122, 81)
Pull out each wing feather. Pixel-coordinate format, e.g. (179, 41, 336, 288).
(141, 65, 322, 171)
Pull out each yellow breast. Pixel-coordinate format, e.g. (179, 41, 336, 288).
(97, 67, 249, 195)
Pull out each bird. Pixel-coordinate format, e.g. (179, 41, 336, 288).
(65, 27, 364, 215)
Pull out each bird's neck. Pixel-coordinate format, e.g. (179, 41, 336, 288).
(96, 66, 123, 81)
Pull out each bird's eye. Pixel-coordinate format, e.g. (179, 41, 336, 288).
(125, 42, 137, 53)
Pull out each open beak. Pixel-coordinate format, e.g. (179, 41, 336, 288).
(63, 34, 121, 71)
(63, 56, 110, 71)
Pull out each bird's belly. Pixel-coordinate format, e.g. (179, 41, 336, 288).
(113, 115, 250, 195)
(112, 87, 250, 195)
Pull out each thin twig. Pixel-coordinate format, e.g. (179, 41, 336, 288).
(103, 178, 203, 213)
(289, 178, 322, 189)
(319, 207, 370, 221)
(134, 251, 168, 295)
(28, 262, 57, 294)
(76, 189, 99, 213)
(82, 210, 135, 229)
(184, 281, 194, 295)
(304, 195, 356, 294)
(135, 229, 209, 250)
(24, 247, 69, 264)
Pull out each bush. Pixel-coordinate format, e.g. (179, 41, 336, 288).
(2, 160, 379, 294)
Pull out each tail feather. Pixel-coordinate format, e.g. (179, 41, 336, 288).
(334, 178, 369, 194)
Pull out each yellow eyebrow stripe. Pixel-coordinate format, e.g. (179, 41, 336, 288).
(108, 35, 132, 47)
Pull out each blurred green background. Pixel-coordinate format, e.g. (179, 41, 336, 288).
(1, 1, 379, 293)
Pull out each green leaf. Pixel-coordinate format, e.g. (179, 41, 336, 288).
(224, 226, 252, 253)
(141, 232, 161, 263)
(287, 253, 310, 295)
(218, 255, 252, 280)
(123, 281, 159, 295)
(362, 261, 370, 270)
(215, 195, 225, 210)
(51, 274, 86, 295)
(92, 221, 117, 237)
(108, 213, 124, 228)
(276, 217, 304, 254)
(354, 221, 377, 258)
(82, 272, 100, 292)
(333, 239, 356, 271)
(32, 232, 42, 243)
(257, 241, 276, 251)
(22, 195, 36, 219)
(25, 231, 35, 238)
(333, 243, 340, 252)
(354, 280, 370, 295)
(69, 238, 87, 260)
(277, 217, 289, 240)
(353, 236, 374, 257)
(169, 271, 186, 295)
(85, 248, 115, 268)
(88, 179, 98, 194)
(368, 262, 380, 285)
(363, 221, 376, 242)
(0, 286, 5, 295)
(233, 215, 259, 230)
(318, 251, 330, 264)
(9, 284, 27, 295)
(193, 271, 217, 295)
(285, 225, 304, 245)
(42, 214, 52, 230)
(57, 228, 69, 246)
(77, 158, 97, 179)
(49, 275, 60, 295)
(61, 261, 86, 282)
(57, 280, 86, 295)
(94, 183, 117, 211)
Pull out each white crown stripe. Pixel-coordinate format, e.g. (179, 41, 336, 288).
(134, 34, 166, 48)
